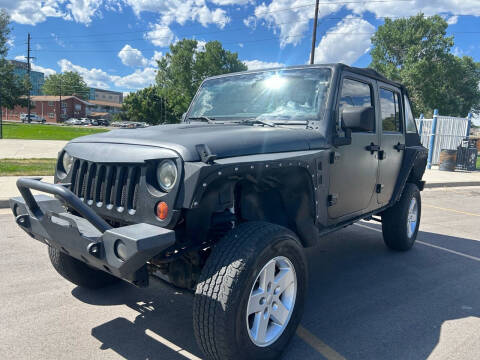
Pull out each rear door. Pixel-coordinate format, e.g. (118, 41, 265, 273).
(377, 84, 405, 205)
(328, 74, 380, 220)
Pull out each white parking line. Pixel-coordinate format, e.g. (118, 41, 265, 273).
(355, 223, 480, 262)
(145, 329, 202, 360)
(296, 325, 347, 360)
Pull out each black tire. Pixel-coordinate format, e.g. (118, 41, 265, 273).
(193, 221, 307, 360)
(381, 183, 421, 251)
(48, 246, 120, 289)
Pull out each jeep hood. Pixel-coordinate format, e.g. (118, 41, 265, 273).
(70, 123, 329, 161)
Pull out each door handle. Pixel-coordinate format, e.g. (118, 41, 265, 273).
(365, 143, 381, 154)
(394, 142, 406, 152)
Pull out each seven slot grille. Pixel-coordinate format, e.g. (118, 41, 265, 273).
(70, 159, 141, 213)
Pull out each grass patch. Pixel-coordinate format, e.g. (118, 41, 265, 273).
(2, 123, 107, 140)
(0, 158, 56, 176)
(477, 156, 480, 170)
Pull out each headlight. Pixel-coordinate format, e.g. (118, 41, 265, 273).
(62, 152, 74, 174)
(156, 159, 177, 192)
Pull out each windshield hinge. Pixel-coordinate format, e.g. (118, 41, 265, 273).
(196, 144, 217, 164)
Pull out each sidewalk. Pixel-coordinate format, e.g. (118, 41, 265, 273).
(0, 169, 479, 209)
(0, 139, 67, 159)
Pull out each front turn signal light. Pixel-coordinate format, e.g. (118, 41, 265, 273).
(156, 201, 168, 220)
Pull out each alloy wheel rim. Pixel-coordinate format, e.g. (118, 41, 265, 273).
(407, 197, 418, 238)
(246, 256, 297, 347)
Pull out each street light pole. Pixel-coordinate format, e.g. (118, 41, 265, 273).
(27, 33, 32, 122)
(309, 0, 320, 65)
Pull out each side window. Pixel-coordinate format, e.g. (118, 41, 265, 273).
(339, 78, 374, 132)
(380, 88, 402, 132)
(404, 95, 417, 133)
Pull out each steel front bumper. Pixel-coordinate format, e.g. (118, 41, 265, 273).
(10, 178, 175, 287)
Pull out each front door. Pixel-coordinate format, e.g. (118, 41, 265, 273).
(377, 84, 405, 205)
(328, 75, 380, 220)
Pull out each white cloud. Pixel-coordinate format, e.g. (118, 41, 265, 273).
(66, 0, 102, 25)
(51, 33, 66, 48)
(243, 59, 285, 70)
(1, 0, 68, 25)
(145, 24, 177, 47)
(447, 15, 458, 25)
(113, 67, 157, 89)
(250, 0, 343, 47)
(32, 63, 57, 77)
(313, 16, 375, 65)
(346, 0, 480, 18)
(150, 50, 164, 66)
(6, 37, 14, 48)
(58, 59, 156, 90)
(13, 55, 57, 76)
(118, 44, 149, 67)
(125, 0, 230, 47)
(58, 59, 113, 88)
(209, 0, 251, 5)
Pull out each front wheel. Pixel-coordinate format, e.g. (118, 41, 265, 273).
(193, 222, 307, 360)
(381, 183, 421, 251)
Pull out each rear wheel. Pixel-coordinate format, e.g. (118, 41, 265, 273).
(193, 221, 307, 360)
(48, 246, 120, 289)
(381, 183, 421, 251)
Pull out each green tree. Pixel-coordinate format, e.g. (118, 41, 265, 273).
(156, 39, 247, 121)
(370, 13, 480, 117)
(42, 71, 90, 99)
(0, 10, 28, 110)
(121, 86, 170, 124)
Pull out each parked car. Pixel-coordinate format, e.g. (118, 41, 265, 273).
(96, 119, 110, 126)
(10, 64, 427, 360)
(65, 118, 81, 125)
(20, 113, 46, 124)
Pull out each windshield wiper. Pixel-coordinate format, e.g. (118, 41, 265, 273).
(238, 119, 276, 127)
(187, 116, 216, 124)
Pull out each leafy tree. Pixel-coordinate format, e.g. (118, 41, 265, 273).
(121, 86, 170, 124)
(370, 13, 480, 117)
(156, 39, 247, 121)
(0, 10, 28, 110)
(42, 71, 90, 99)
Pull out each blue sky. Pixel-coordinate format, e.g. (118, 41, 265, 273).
(2, 0, 480, 102)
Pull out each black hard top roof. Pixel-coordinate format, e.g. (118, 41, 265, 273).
(207, 63, 404, 89)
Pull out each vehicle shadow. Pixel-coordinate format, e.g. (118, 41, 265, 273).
(72, 224, 480, 360)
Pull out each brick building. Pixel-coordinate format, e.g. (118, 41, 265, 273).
(1, 96, 90, 123)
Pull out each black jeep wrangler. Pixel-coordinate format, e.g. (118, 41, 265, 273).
(10, 64, 427, 360)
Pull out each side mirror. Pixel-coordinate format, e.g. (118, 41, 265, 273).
(341, 106, 375, 132)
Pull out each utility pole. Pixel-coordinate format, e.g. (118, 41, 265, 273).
(59, 78, 62, 122)
(309, 0, 320, 65)
(27, 33, 32, 122)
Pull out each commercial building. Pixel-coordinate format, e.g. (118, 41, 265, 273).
(8, 60, 45, 96)
(86, 100, 123, 120)
(89, 88, 123, 104)
(2, 96, 90, 123)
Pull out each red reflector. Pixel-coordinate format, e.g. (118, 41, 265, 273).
(156, 202, 168, 220)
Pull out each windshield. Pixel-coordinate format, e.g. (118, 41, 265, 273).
(188, 68, 332, 122)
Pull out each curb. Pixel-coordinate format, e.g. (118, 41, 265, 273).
(1, 181, 480, 209)
(424, 181, 480, 188)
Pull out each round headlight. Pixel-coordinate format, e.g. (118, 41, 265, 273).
(156, 160, 177, 192)
(62, 152, 74, 174)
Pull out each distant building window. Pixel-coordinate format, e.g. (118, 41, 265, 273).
(48, 113, 54, 118)
(75, 104, 81, 111)
(48, 101, 54, 106)
(61, 102, 67, 108)
(108, 95, 112, 99)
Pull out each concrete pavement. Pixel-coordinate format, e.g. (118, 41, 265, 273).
(1, 187, 480, 360)
(0, 139, 67, 159)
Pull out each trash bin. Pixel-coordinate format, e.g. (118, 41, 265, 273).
(456, 139, 478, 171)
(439, 149, 457, 171)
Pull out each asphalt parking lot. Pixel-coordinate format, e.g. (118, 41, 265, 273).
(1, 186, 480, 360)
